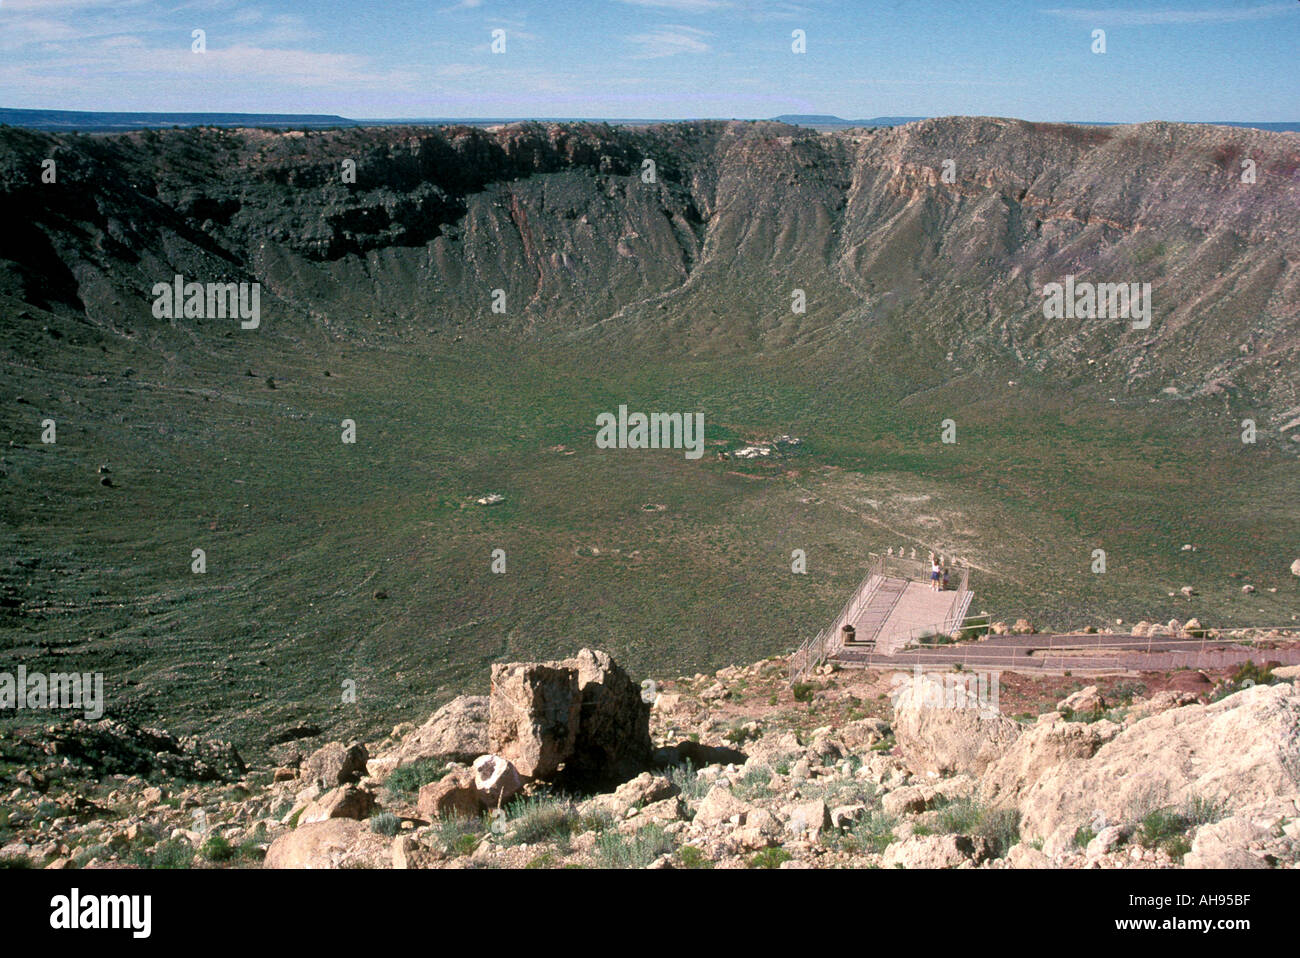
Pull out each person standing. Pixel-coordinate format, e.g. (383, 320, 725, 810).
(930, 556, 942, 591)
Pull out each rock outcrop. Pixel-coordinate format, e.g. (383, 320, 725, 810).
(370, 695, 488, 780)
(265, 819, 389, 869)
(488, 662, 581, 779)
(892, 674, 1022, 777)
(1011, 683, 1300, 841)
(559, 648, 653, 786)
(301, 742, 368, 788)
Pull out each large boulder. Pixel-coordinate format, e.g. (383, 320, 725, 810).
(892, 673, 1022, 777)
(1183, 800, 1299, 868)
(1013, 683, 1300, 841)
(371, 696, 488, 780)
(488, 662, 581, 779)
(299, 785, 376, 825)
(1057, 686, 1104, 714)
(416, 768, 483, 820)
(693, 785, 754, 828)
(979, 716, 1118, 809)
(784, 799, 831, 842)
(302, 742, 368, 788)
(881, 834, 984, 869)
(264, 819, 389, 869)
(558, 648, 653, 785)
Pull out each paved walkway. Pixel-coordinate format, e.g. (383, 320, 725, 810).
(840, 576, 971, 655)
(832, 632, 1300, 674)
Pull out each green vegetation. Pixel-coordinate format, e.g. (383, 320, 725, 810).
(384, 760, 449, 796)
(677, 845, 713, 869)
(3, 305, 1295, 758)
(842, 811, 897, 854)
(593, 824, 675, 868)
(748, 847, 793, 869)
(501, 794, 579, 847)
(1133, 797, 1223, 862)
(150, 838, 197, 869)
(925, 798, 1021, 858)
(667, 761, 710, 802)
(369, 811, 401, 836)
(431, 815, 487, 857)
(199, 834, 236, 863)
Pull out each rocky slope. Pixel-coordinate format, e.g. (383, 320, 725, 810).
(1, 117, 1296, 420)
(3, 641, 1298, 870)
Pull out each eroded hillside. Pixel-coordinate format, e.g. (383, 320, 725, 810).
(1, 117, 1297, 417)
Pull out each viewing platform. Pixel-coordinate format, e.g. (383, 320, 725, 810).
(790, 552, 973, 681)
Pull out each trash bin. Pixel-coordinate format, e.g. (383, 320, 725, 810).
(842, 624, 856, 644)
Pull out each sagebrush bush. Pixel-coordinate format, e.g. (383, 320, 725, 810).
(593, 824, 675, 868)
(384, 759, 449, 795)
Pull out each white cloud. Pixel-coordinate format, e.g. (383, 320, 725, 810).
(615, 0, 734, 10)
(626, 24, 712, 58)
(1040, 4, 1295, 25)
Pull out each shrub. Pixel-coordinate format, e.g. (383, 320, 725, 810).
(748, 847, 792, 869)
(677, 845, 712, 869)
(978, 808, 1022, 859)
(734, 764, 774, 801)
(432, 815, 485, 857)
(792, 683, 815, 703)
(593, 824, 675, 869)
(847, 811, 896, 854)
(1183, 795, 1226, 828)
(199, 834, 236, 863)
(927, 798, 1019, 858)
(370, 811, 401, 836)
(932, 797, 982, 834)
(724, 725, 759, 747)
(1212, 661, 1279, 702)
(1073, 825, 1097, 850)
(151, 838, 196, 869)
(384, 759, 449, 795)
(666, 761, 710, 801)
(502, 794, 578, 846)
(1137, 806, 1191, 857)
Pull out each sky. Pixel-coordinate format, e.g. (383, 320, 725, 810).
(0, 0, 1296, 122)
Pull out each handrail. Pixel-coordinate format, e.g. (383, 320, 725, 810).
(789, 550, 976, 683)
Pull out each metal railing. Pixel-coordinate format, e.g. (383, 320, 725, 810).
(789, 556, 884, 682)
(789, 550, 974, 683)
(832, 631, 1300, 674)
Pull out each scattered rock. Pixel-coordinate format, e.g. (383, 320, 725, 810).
(882, 834, 982, 869)
(784, 799, 830, 842)
(264, 819, 389, 869)
(300, 785, 376, 825)
(694, 785, 753, 828)
(473, 754, 523, 809)
(416, 768, 482, 820)
(1057, 686, 1105, 714)
(302, 742, 368, 789)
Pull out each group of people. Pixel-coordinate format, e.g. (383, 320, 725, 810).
(929, 553, 950, 592)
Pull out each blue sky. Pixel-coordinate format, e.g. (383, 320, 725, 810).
(1, 0, 1296, 121)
